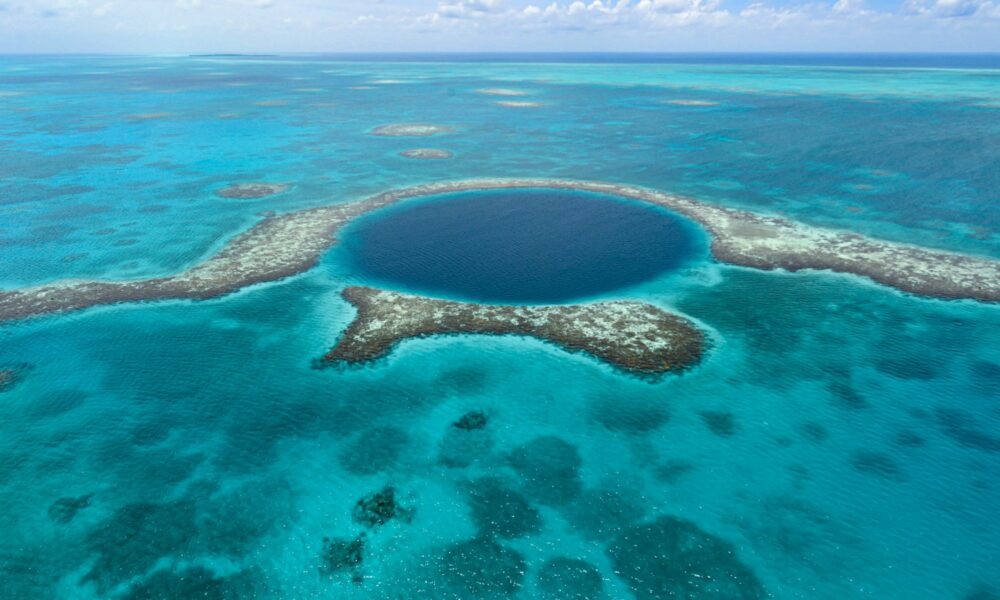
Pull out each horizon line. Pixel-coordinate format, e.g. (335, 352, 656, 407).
(4, 51, 1000, 56)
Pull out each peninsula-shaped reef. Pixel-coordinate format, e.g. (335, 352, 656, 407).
(323, 287, 705, 375)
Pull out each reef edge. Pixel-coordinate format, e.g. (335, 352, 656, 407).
(322, 286, 705, 375)
(2, 178, 998, 323)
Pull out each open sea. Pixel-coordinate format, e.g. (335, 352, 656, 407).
(0, 54, 998, 599)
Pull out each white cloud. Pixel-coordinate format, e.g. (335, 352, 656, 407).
(1, 0, 998, 52)
(434, 0, 504, 19)
(904, 0, 999, 16)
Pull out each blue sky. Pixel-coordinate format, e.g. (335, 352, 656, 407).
(0, 0, 998, 53)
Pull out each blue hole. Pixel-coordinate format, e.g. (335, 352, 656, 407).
(340, 188, 702, 303)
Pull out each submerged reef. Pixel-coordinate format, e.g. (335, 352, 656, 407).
(215, 182, 289, 199)
(509, 436, 583, 506)
(935, 408, 1000, 452)
(2, 178, 999, 325)
(0, 367, 21, 392)
(48, 493, 94, 524)
(437, 537, 527, 598)
(370, 124, 452, 137)
(400, 148, 453, 159)
(591, 391, 670, 433)
(454, 410, 488, 431)
(81, 500, 199, 593)
(440, 411, 494, 468)
(700, 410, 738, 438)
(352, 486, 412, 528)
(850, 449, 904, 479)
(464, 477, 543, 539)
(606, 516, 767, 599)
(322, 286, 705, 375)
(320, 533, 366, 583)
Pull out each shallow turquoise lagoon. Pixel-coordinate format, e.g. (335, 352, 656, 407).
(0, 56, 998, 599)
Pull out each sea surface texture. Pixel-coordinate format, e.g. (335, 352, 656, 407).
(1, 55, 998, 600)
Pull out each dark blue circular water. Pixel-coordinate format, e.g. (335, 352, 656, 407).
(341, 189, 700, 303)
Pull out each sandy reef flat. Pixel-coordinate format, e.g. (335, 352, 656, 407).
(400, 149, 454, 160)
(496, 101, 544, 108)
(370, 124, 453, 137)
(476, 88, 530, 97)
(666, 99, 720, 107)
(216, 183, 290, 199)
(2, 178, 998, 325)
(323, 286, 705, 375)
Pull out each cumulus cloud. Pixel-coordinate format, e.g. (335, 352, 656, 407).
(1, 0, 998, 52)
(904, 0, 998, 16)
(417, 0, 732, 30)
(443, 0, 504, 14)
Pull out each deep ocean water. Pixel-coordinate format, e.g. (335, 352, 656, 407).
(339, 189, 701, 303)
(0, 55, 998, 600)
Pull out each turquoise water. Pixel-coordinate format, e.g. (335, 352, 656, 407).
(339, 189, 700, 303)
(0, 56, 999, 599)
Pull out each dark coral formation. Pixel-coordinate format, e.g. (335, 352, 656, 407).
(591, 392, 670, 433)
(895, 430, 927, 448)
(827, 380, 869, 410)
(536, 557, 605, 599)
(453, 410, 488, 431)
(606, 516, 767, 599)
(0, 369, 16, 392)
(324, 287, 705, 376)
(734, 495, 861, 577)
(440, 414, 494, 468)
(700, 410, 738, 438)
(438, 537, 527, 598)
(320, 533, 366, 583)
(799, 422, 829, 443)
(935, 408, 1000, 452)
(437, 365, 490, 393)
(216, 182, 289, 199)
(82, 500, 200, 593)
(76, 483, 282, 594)
(969, 359, 1000, 388)
(509, 436, 583, 505)
(48, 493, 94, 524)
(850, 450, 904, 479)
(464, 477, 542, 539)
(0, 363, 29, 392)
(656, 460, 696, 484)
(352, 486, 411, 528)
